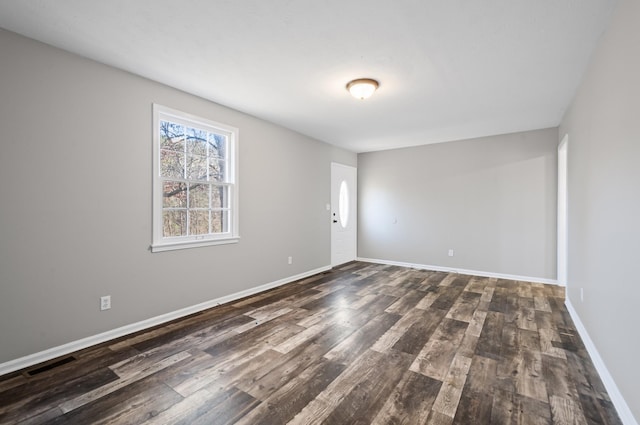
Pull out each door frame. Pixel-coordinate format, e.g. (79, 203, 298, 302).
(557, 134, 568, 286)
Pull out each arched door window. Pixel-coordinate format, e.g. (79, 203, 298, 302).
(338, 180, 349, 228)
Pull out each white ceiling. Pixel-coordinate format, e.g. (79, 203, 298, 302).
(0, 0, 618, 152)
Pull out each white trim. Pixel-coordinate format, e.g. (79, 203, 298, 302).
(357, 257, 558, 285)
(151, 236, 240, 252)
(557, 134, 569, 287)
(565, 299, 638, 425)
(0, 265, 330, 377)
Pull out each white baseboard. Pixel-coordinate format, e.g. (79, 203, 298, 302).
(565, 299, 638, 425)
(0, 265, 331, 377)
(357, 257, 558, 285)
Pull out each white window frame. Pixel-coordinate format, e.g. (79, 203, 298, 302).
(151, 104, 239, 252)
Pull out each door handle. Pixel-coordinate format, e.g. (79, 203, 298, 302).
(333, 220, 338, 223)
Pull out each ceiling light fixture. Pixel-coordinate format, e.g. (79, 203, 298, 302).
(346, 78, 379, 100)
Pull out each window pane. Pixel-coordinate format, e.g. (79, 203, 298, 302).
(187, 128, 207, 156)
(186, 154, 208, 180)
(163, 182, 187, 207)
(208, 133, 226, 160)
(189, 210, 210, 235)
(339, 180, 349, 228)
(160, 121, 184, 151)
(163, 210, 187, 237)
(211, 211, 229, 233)
(211, 186, 227, 209)
(209, 159, 226, 182)
(160, 150, 184, 179)
(189, 184, 209, 208)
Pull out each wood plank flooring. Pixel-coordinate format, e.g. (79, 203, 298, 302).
(0, 262, 622, 424)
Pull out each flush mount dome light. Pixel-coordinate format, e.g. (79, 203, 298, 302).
(346, 78, 379, 100)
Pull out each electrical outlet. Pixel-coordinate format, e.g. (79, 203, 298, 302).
(100, 295, 111, 311)
(580, 288, 584, 302)
(288, 256, 293, 265)
(448, 249, 454, 257)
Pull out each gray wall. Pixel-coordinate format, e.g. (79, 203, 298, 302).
(0, 29, 355, 364)
(358, 128, 558, 280)
(559, 0, 639, 418)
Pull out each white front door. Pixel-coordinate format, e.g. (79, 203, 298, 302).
(331, 163, 357, 266)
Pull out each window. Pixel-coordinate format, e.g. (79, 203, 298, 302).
(338, 180, 349, 228)
(152, 104, 239, 252)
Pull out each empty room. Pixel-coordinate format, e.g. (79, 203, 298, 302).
(0, 0, 638, 424)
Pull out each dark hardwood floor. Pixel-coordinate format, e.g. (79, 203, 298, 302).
(0, 262, 622, 424)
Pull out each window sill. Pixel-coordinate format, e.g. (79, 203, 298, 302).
(151, 236, 240, 253)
